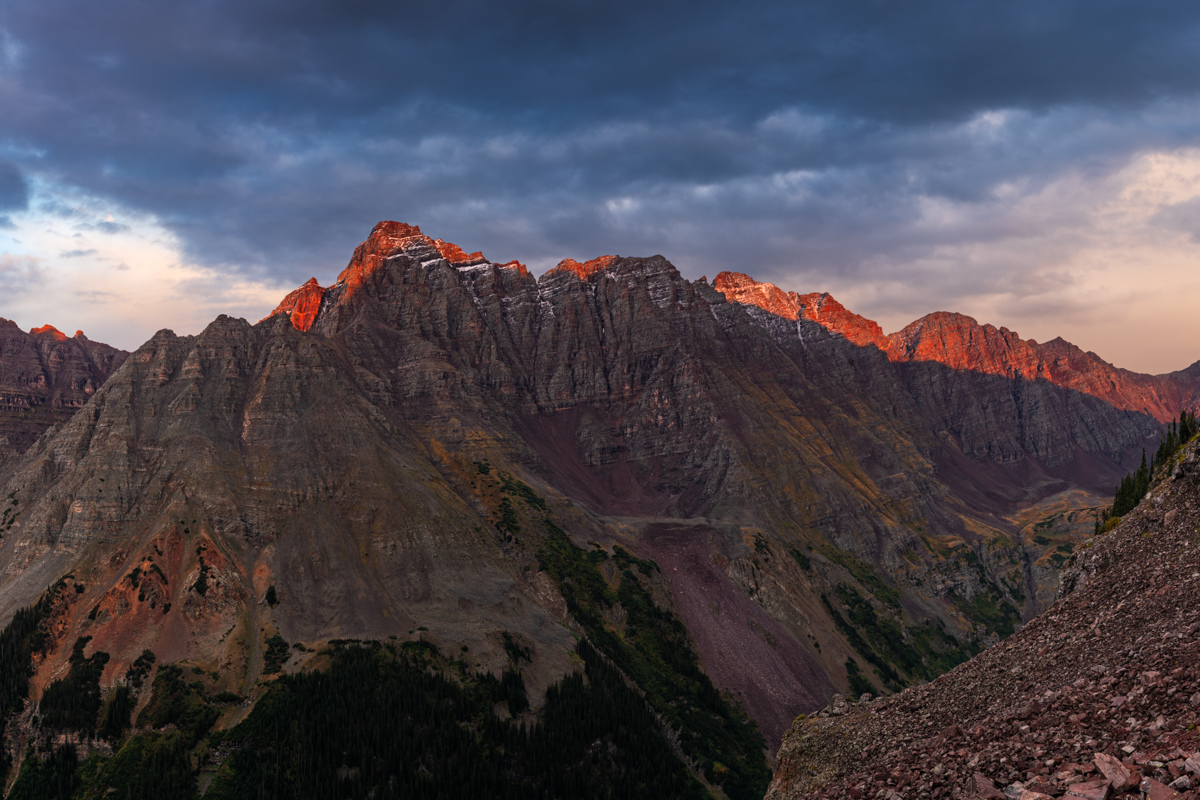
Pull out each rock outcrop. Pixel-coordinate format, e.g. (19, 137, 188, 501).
(713, 272, 887, 348)
(768, 434, 1200, 800)
(263, 277, 326, 332)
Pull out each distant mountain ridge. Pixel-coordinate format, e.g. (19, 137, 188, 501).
(0, 320, 127, 466)
(712, 271, 1200, 424)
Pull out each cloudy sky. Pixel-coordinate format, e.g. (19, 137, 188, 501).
(3, 1, 1200, 372)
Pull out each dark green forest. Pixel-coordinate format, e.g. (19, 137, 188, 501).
(0, 579, 743, 799)
(1098, 410, 1197, 531)
(2, 635, 715, 800)
(205, 639, 709, 800)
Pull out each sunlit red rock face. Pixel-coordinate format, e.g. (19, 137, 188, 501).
(886, 312, 1200, 424)
(712, 272, 887, 348)
(714, 272, 1200, 424)
(796, 292, 887, 348)
(267, 226, 533, 334)
(0, 320, 127, 460)
(712, 271, 803, 321)
(263, 278, 326, 333)
(29, 324, 68, 341)
(432, 238, 486, 265)
(547, 254, 619, 281)
(333, 220, 427, 303)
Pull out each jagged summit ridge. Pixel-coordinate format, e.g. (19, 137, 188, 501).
(548, 255, 620, 281)
(710, 270, 1200, 423)
(712, 271, 887, 348)
(259, 222, 1195, 467)
(253, 222, 1186, 485)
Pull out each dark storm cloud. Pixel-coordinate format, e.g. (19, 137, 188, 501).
(0, 161, 29, 212)
(0, 159, 28, 227)
(3, 0, 1200, 290)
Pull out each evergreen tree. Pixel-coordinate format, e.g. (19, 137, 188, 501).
(1104, 409, 1197, 525)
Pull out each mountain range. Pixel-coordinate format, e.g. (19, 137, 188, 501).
(0, 221, 1196, 797)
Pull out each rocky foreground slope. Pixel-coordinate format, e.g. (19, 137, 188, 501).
(768, 435, 1200, 800)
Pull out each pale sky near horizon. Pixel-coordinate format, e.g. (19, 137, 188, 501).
(4, 1, 1200, 373)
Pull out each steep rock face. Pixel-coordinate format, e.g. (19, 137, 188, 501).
(767, 434, 1200, 800)
(0, 221, 1184, 756)
(264, 278, 326, 332)
(257, 224, 1161, 734)
(0, 320, 127, 463)
(796, 292, 887, 348)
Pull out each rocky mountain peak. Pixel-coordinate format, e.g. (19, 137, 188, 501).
(797, 292, 887, 348)
(263, 277, 327, 332)
(499, 259, 530, 277)
(713, 271, 802, 320)
(29, 324, 68, 341)
(332, 220, 432, 302)
(547, 254, 620, 281)
(883, 311, 1031, 373)
(713, 272, 888, 348)
(432, 238, 487, 266)
(881, 312, 1200, 422)
(365, 220, 424, 246)
(0, 322, 127, 464)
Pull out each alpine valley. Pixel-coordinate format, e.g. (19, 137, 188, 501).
(0, 221, 1197, 799)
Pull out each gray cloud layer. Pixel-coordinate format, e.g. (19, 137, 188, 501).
(3, 0, 1200, 325)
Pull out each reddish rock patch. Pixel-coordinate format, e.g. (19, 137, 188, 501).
(29, 324, 68, 341)
(432, 238, 486, 265)
(263, 278, 326, 332)
(547, 254, 619, 281)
